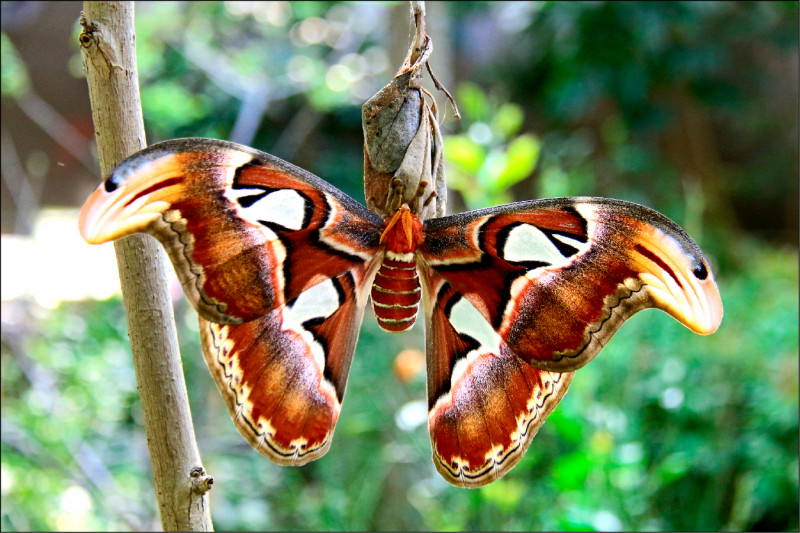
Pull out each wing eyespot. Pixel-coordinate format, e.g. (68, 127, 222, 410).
(104, 177, 119, 192)
(692, 262, 709, 280)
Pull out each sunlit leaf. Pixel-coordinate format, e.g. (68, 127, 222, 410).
(480, 479, 524, 512)
(456, 81, 489, 122)
(141, 82, 208, 130)
(443, 135, 485, 176)
(496, 133, 541, 189)
(491, 102, 524, 138)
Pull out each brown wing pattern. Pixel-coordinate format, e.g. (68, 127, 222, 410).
(420, 269, 574, 487)
(417, 197, 721, 486)
(79, 138, 384, 465)
(199, 264, 378, 465)
(420, 197, 722, 373)
(79, 138, 384, 325)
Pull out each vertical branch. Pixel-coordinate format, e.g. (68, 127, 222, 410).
(78, 2, 213, 531)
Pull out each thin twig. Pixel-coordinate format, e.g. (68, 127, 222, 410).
(404, 1, 460, 118)
(426, 61, 460, 118)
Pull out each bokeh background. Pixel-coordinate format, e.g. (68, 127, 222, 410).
(1, 1, 797, 531)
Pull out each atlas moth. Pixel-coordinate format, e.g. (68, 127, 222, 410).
(79, 136, 722, 487)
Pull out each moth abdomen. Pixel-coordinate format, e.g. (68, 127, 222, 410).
(371, 253, 421, 332)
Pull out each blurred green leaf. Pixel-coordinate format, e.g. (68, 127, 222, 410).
(549, 409, 584, 444)
(456, 81, 490, 122)
(0, 33, 30, 98)
(552, 452, 591, 491)
(496, 133, 541, 189)
(443, 135, 485, 175)
(538, 166, 572, 198)
(480, 479, 524, 512)
(141, 82, 209, 131)
(491, 103, 525, 138)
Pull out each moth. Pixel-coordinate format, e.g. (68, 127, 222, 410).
(79, 137, 722, 487)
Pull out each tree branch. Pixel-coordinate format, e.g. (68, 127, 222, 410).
(79, 2, 213, 530)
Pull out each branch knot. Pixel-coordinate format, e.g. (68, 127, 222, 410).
(189, 466, 214, 495)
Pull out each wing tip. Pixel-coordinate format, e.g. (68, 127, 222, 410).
(688, 276, 724, 335)
(78, 186, 112, 244)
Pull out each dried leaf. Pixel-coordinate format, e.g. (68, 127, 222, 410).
(361, 15, 448, 220)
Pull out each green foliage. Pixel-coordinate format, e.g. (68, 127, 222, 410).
(129, 0, 392, 188)
(1, 300, 146, 531)
(0, 33, 30, 98)
(477, 1, 798, 248)
(140, 81, 210, 132)
(445, 83, 542, 208)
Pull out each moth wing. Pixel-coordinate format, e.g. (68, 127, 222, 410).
(420, 270, 573, 487)
(419, 197, 722, 373)
(79, 138, 384, 325)
(200, 263, 378, 465)
(79, 138, 386, 464)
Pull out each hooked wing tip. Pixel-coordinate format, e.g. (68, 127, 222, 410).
(78, 149, 191, 245)
(693, 271, 723, 335)
(78, 184, 114, 244)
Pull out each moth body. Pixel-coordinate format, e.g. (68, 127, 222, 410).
(371, 205, 425, 332)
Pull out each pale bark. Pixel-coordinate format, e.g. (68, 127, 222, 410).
(79, 2, 213, 530)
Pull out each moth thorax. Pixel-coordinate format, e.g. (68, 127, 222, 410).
(379, 204, 424, 254)
(371, 252, 421, 332)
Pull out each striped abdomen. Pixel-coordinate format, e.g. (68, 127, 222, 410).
(371, 252, 420, 332)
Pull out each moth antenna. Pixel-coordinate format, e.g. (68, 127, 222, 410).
(394, 178, 406, 211)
